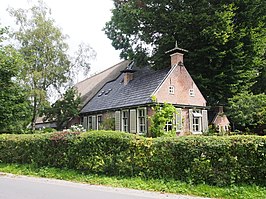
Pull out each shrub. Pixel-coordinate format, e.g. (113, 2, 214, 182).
(0, 132, 266, 186)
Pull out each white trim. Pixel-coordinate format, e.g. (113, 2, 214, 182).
(189, 89, 195, 97)
(192, 112, 202, 117)
(169, 85, 175, 95)
(122, 110, 129, 132)
(137, 107, 147, 135)
(151, 64, 177, 96)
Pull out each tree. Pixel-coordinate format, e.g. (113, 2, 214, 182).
(0, 27, 31, 132)
(228, 92, 266, 134)
(105, 0, 266, 105)
(42, 87, 81, 130)
(7, 1, 95, 130)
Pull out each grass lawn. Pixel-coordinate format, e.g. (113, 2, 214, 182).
(0, 163, 265, 199)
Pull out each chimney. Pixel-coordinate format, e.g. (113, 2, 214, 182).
(165, 42, 188, 67)
(218, 106, 224, 114)
(121, 68, 136, 86)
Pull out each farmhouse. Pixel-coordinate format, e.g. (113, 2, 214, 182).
(79, 46, 208, 135)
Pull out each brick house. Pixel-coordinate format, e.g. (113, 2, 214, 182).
(80, 46, 208, 135)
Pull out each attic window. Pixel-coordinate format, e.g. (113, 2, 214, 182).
(98, 90, 105, 97)
(189, 89, 195, 97)
(169, 86, 175, 95)
(105, 89, 112, 95)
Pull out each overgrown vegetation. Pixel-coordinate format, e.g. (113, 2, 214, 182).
(228, 92, 266, 135)
(150, 99, 177, 137)
(1, 163, 266, 199)
(0, 131, 266, 186)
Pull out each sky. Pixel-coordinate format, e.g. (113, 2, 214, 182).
(0, 0, 122, 82)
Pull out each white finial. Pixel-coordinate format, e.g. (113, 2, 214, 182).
(175, 41, 178, 48)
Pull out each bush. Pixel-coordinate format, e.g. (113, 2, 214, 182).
(0, 132, 266, 186)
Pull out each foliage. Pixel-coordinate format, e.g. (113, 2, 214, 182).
(228, 92, 266, 134)
(0, 27, 31, 133)
(42, 88, 81, 130)
(1, 164, 266, 199)
(7, 1, 72, 130)
(7, 1, 96, 130)
(105, 0, 266, 105)
(150, 101, 177, 137)
(101, 114, 115, 130)
(1, 132, 266, 186)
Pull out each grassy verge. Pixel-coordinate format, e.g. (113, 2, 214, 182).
(0, 163, 265, 199)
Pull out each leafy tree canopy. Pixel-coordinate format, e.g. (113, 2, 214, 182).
(228, 92, 266, 134)
(105, 0, 266, 105)
(42, 87, 81, 131)
(0, 27, 31, 132)
(7, 0, 95, 129)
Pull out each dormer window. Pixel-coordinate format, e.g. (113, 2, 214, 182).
(98, 90, 105, 97)
(189, 89, 195, 97)
(104, 89, 112, 95)
(169, 86, 175, 95)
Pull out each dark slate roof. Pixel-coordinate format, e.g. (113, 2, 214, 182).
(80, 64, 170, 113)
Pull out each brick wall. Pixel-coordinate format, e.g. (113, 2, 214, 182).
(154, 65, 206, 107)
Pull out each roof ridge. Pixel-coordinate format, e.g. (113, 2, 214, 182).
(75, 60, 129, 86)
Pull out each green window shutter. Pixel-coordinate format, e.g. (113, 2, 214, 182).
(202, 110, 208, 133)
(115, 111, 121, 131)
(176, 108, 182, 132)
(92, 115, 97, 130)
(189, 109, 193, 133)
(83, 116, 88, 130)
(130, 109, 137, 133)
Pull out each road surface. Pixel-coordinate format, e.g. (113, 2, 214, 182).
(0, 173, 210, 199)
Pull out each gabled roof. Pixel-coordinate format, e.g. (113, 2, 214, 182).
(74, 60, 130, 107)
(80, 65, 170, 113)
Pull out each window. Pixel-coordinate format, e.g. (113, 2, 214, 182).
(189, 89, 195, 97)
(169, 86, 175, 95)
(104, 89, 112, 95)
(192, 110, 202, 133)
(97, 115, 102, 130)
(138, 109, 146, 134)
(193, 117, 200, 132)
(88, 116, 92, 130)
(122, 110, 129, 132)
(165, 121, 173, 131)
(98, 90, 105, 97)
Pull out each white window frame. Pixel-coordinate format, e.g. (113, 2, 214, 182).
(169, 85, 175, 95)
(192, 110, 202, 134)
(137, 108, 146, 135)
(165, 121, 173, 132)
(122, 110, 129, 132)
(189, 89, 195, 97)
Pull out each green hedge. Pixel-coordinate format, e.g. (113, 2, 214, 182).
(0, 131, 266, 186)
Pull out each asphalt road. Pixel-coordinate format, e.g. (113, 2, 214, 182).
(0, 173, 210, 199)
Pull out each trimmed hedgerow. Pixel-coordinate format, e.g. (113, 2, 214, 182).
(0, 131, 266, 186)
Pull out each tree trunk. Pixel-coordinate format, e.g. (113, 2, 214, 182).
(31, 96, 37, 131)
